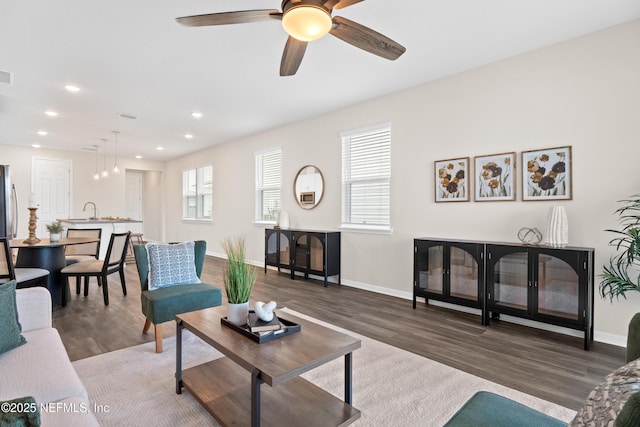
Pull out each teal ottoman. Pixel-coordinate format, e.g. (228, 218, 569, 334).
(444, 391, 567, 427)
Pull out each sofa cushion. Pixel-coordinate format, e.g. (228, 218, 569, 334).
(142, 283, 222, 324)
(0, 328, 87, 404)
(616, 392, 640, 427)
(146, 242, 201, 290)
(444, 391, 567, 427)
(569, 359, 640, 426)
(0, 280, 27, 355)
(0, 395, 40, 427)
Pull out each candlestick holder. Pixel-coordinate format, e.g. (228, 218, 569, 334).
(23, 207, 41, 244)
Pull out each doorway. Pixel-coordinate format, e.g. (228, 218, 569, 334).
(125, 172, 143, 220)
(32, 157, 71, 236)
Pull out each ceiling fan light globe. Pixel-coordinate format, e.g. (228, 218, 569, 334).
(282, 5, 332, 42)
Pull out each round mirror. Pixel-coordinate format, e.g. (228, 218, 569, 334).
(294, 165, 324, 209)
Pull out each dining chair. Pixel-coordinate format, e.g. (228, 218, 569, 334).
(65, 228, 102, 265)
(0, 237, 50, 288)
(60, 232, 131, 306)
(65, 228, 102, 295)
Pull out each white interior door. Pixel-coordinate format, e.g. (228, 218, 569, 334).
(33, 157, 71, 236)
(125, 172, 143, 220)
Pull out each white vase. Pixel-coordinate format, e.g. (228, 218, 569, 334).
(50, 233, 61, 242)
(544, 206, 568, 247)
(277, 210, 290, 230)
(227, 302, 249, 326)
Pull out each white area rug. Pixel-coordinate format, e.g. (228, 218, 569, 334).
(73, 308, 576, 426)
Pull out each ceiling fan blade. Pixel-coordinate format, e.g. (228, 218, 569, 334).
(280, 36, 308, 76)
(333, 0, 365, 9)
(176, 10, 281, 27)
(330, 16, 406, 60)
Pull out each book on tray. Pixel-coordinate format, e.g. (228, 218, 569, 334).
(248, 311, 281, 333)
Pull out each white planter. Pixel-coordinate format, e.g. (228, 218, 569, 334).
(227, 302, 249, 326)
(50, 233, 61, 242)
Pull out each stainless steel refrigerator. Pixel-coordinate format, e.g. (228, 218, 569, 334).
(0, 165, 18, 238)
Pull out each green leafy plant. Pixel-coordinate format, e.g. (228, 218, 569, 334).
(222, 236, 257, 304)
(46, 221, 64, 234)
(600, 194, 640, 300)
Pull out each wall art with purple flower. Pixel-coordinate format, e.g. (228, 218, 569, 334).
(474, 152, 516, 201)
(434, 157, 469, 202)
(522, 146, 572, 201)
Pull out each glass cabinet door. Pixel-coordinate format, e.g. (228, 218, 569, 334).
(415, 243, 444, 295)
(308, 235, 324, 272)
(265, 231, 279, 265)
(536, 253, 579, 320)
(277, 231, 291, 267)
(449, 246, 479, 301)
(492, 250, 528, 312)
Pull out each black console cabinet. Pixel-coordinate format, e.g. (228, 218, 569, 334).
(265, 228, 340, 287)
(486, 243, 594, 350)
(414, 238, 594, 349)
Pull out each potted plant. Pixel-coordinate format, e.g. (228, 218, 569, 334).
(46, 221, 64, 242)
(600, 194, 640, 300)
(222, 236, 257, 325)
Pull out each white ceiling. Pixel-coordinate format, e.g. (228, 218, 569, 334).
(1, 1, 639, 161)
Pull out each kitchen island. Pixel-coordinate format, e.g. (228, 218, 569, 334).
(58, 218, 143, 259)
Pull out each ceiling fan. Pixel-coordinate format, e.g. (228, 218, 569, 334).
(176, 0, 406, 76)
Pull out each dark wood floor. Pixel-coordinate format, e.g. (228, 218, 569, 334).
(52, 256, 625, 411)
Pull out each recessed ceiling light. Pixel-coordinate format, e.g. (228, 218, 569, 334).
(37, 130, 48, 136)
(185, 134, 193, 139)
(32, 144, 41, 148)
(191, 112, 203, 119)
(45, 110, 58, 117)
(135, 155, 142, 159)
(156, 147, 164, 151)
(64, 84, 80, 92)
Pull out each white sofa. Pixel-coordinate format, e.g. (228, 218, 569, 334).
(0, 287, 99, 426)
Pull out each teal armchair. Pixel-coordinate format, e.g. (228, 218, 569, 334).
(133, 240, 222, 352)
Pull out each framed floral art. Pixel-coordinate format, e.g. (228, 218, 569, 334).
(434, 157, 469, 202)
(474, 152, 516, 202)
(522, 146, 572, 201)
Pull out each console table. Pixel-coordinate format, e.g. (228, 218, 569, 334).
(414, 238, 594, 350)
(265, 228, 340, 287)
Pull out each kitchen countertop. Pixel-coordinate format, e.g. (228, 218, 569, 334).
(58, 218, 143, 224)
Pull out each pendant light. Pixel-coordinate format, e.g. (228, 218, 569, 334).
(93, 145, 100, 180)
(112, 131, 120, 174)
(101, 139, 109, 178)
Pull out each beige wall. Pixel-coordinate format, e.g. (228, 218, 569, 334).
(163, 19, 640, 345)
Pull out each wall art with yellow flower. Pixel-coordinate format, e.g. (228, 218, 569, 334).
(434, 157, 469, 202)
(521, 146, 572, 201)
(474, 152, 516, 201)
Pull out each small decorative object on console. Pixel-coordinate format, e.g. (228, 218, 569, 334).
(517, 227, 543, 245)
(254, 301, 277, 322)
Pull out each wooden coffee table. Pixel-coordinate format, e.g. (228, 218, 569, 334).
(175, 306, 361, 427)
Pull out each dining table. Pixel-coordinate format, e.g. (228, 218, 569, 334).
(10, 237, 100, 307)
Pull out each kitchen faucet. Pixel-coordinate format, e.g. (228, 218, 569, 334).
(82, 201, 99, 220)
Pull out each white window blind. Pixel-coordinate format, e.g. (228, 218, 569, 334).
(341, 125, 391, 230)
(255, 149, 282, 222)
(182, 165, 212, 220)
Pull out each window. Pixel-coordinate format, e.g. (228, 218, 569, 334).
(341, 124, 391, 231)
(255, 148, 282, 222)
(182, 165, 213, 220)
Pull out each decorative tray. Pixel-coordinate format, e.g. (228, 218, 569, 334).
(221, 311, 301, 344)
